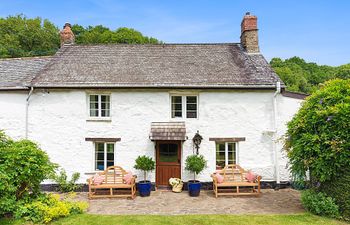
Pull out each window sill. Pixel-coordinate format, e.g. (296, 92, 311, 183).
(85, 171, 103, 175)
(86, 117, 112, 122)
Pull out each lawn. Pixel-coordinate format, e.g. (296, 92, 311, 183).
(0, 213, 348, 225)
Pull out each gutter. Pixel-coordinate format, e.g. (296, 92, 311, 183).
(273, 82, 281, 189)
(25, 86, 34, 139)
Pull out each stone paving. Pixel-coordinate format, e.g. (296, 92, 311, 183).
(76, 189, 304, 215)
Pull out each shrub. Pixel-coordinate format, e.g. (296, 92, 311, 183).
(185, 154, 207, 181)
(15, 193, 88, 223)
(285, 79, 350, 183)
(301, 189, 340, 218)
(52, 168, 82, 192)
(321, 168, 350, 220)
(0, 131, 57, 215)
(134, 155, 155, 181)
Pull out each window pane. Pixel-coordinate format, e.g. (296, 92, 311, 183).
(107, 161, 114, 167)
(186, 96, 197, 118)
(101, 109, 110, 117)
(90, 95, 98, 102)
(96, 161, 104, 171)
(171, 96, 182, 118)
(216, 143, 226, 169)
(159, 144, 178, 162)
(228, 143, 236, 165)
(107, 144, 114, 153)
(97, 143, 104, 151)
(90, 109, 99, 117)
(101, 95, 110, 103)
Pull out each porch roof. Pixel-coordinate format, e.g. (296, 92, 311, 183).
(149, 122, 187, 141)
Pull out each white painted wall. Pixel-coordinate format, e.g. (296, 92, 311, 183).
(0, 92, 27, 139)
(0, 89, 303, 183)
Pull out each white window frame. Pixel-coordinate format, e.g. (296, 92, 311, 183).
(216, 142, 239, 168)
(170, 94, 198, 119)
(94, 142, 115, 171)
(87, 93, 111, 120)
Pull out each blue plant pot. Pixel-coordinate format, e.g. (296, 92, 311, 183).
(188, 180, 201, 197)
(137, 181, 152, 197)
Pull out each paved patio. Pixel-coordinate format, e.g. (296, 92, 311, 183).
(77, 189, 304, 215)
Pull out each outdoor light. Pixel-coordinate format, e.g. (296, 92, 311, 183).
(192, 130, 203, 155)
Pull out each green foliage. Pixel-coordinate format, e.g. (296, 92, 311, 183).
(185, 155, 207, 180)
(14, 193, 88, 223)
(0, 15, 60, 58)
(134, 155, 155, 181)
(270, 57, 349, 94)
(301, 189, 340, 219)
(51, 169, 82, 193)
(321, 168, 350, 220)
(72, 25, 161, 44)
(0, 131, 57, 215)
(285, 79, 350, 183)
(0, 14, 161, 59)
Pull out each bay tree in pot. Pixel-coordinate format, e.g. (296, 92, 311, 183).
(185, 154, 207, 197)
(134, 155, 155, 197)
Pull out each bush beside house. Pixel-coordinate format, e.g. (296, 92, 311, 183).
(285, 79, 350, 220)
(0, 131, 87, 223)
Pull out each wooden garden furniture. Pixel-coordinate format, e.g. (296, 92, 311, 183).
(88, 166, 136, 199)
(211, 164, 261, 198)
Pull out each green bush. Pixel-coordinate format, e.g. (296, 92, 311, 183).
(185, 155, 207, 181)
(321, 168, 350, 220)
(0, 131, 57, 215)
(285, 79, 350, 183)
(15, 193, 88, 223)
(301, 189, 340, 218)
(134, 155, 155, 181)
(52, 169, 82, 192)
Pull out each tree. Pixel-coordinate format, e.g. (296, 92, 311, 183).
(0, 15, 60, 58)
(285, 79, 350, 183)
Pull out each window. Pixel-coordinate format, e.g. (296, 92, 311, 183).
(171, 95, 197, 118)
(216, 142, 236, 170)
(95, 143, 114, 170)
(89, 94, 110, 118)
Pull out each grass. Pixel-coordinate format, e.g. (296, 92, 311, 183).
(0, 213, 348, 225)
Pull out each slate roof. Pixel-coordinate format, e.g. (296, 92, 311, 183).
(31, 43, 283, 88)
(0, 57, 51, 90)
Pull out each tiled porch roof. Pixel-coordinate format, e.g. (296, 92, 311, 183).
(149, 122, 187, 141)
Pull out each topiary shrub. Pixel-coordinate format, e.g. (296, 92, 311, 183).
(185, 154, 207, 181)
(52, 168, 82, 192)
(285, 79, 350, 183)
(134, 155, 155, 182)
(320, 168, 350, 221)
(301, 189, 340, 218)
(0, 131, 57, 216)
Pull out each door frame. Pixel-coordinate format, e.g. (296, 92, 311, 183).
(155, 140, 182, 186)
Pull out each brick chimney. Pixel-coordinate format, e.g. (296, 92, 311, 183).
(240, 12, 259, 53)
(60, 23, 75, 46)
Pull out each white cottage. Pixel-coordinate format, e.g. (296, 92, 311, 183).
(0, 13, 306, 188)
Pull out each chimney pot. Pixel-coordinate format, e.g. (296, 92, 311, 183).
(240, 12, 259, 53)
(60, 22, 75, 46)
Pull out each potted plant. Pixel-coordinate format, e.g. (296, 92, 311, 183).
(134, 155, 155, 197)
(185, 154, 207, 197)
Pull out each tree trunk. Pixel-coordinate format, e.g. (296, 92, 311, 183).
(144, 171, 147, 182)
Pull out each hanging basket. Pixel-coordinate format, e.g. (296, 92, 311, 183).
(169, 178, 183, 193)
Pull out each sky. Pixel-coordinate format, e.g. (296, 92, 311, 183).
(1, 0, 349, 66)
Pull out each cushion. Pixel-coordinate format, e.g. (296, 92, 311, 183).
(215, 173, 224, 183)
(93, 174, 105, 185)
(245, 171, 257, 183)
(123, 171, 133, 184)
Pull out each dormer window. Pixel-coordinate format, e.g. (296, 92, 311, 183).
(89, 94, 111, 118)
(171, 95, 198, 119)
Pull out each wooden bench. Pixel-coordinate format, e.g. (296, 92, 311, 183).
(88, 166, 136, 199)
(211, 164, 261, 198)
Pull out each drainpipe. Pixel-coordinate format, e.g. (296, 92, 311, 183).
(25, 86, 34, 139)
(273, 82, 281, 189)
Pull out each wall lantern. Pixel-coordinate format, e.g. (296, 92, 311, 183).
(192, 130, 203, 155)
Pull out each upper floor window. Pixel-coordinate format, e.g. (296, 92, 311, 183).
(171, 95, 197, 119)
(216, 142, 237, 170)
(89, 94, 110, 118)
